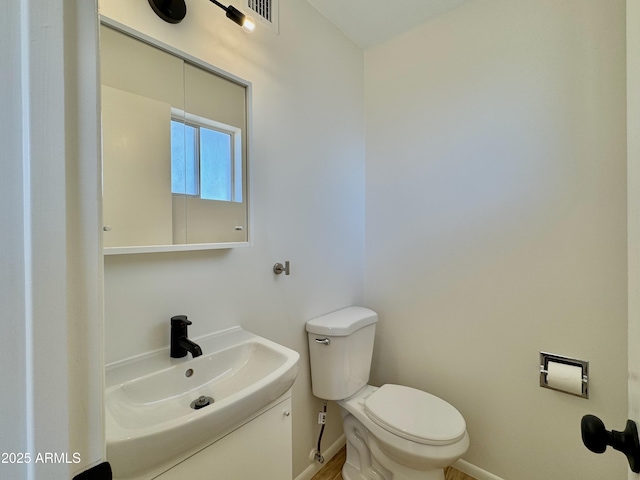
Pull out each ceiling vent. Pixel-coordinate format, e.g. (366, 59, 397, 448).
(245, 0, 279, 33)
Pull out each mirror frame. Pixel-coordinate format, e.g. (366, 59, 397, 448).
(100, 17, 252, 255)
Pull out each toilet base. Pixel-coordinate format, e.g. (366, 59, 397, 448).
(342, 462, 376, 480)
(343, 459, 446, 480)
(342, 457, 445, 480)
(341, 412, 447, 480)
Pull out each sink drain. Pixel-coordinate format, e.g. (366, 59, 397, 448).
(190, 395, 214, 410)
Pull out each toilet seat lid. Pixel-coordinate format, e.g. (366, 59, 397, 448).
(364, 384, 466, 446)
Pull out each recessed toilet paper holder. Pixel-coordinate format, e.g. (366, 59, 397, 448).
(539, 351, 589, 399)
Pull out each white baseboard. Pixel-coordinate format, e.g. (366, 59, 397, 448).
(294, 439, 502, 480)
(294, 434, 346, 480)
(453, 459, 505, 480)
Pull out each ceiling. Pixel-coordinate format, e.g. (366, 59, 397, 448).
(305, 0, 474, 49)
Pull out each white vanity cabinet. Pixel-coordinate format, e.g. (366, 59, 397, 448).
(155, 397, 292, 480)
(106, 327, 300, 480)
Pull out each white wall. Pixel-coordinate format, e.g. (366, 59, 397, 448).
(1, 1, 104, 479)
(364, 1, 627, 479)
(98, 0, 364, 477)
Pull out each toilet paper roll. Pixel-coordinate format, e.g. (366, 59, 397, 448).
(546, 361, 583, 395)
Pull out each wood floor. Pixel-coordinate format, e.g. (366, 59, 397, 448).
(310, 447, 346, 480)
(311, 447, 476, 480)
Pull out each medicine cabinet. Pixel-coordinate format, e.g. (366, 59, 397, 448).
(100, 24, 250, 254)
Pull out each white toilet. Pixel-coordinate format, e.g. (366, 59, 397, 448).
(306, 306, 469, 480)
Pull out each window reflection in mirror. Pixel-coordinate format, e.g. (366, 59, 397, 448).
(100, 25, 249, 253)
(170, 111, 243, 203)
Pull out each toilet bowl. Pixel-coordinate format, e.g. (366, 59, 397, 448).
(306, 307, 469, 480)
(339, 385, 469, 479)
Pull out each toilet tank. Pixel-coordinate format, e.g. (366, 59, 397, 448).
(306, 306, 378, 400)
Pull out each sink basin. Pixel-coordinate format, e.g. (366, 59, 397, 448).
(105, 327, 299, 478)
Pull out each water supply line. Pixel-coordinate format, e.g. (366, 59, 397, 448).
(314, 401, 328, 463)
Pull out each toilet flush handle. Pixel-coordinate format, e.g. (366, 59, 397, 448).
(315, 338, 330, 346)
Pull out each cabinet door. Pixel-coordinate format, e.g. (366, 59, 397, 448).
(156, 398, 292, 480)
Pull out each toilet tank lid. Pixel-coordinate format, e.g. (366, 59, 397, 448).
(306, 306, 378, 336)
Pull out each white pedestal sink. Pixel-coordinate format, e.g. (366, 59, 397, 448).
(105, 327, 299, 479)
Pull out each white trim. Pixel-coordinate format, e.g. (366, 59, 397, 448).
(1, 2, 28, 478)
(20, 1, 36, 472)
(629, 0, 640, 477)
(12, 1, 104, 478)
(290, 437, 504, 480)
(453, 459, 505, 480)
(294, 435, 346, 480)
(104, 241, 250, 256)
(66, 0, 105, 473)
(21, 1, 70, 477)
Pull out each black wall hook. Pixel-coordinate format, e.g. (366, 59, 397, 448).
(581, 415, 640, 473)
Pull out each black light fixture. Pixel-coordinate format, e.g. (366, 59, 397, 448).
(148, 0, 256, 32)
(148, 0, 187, 23)
(210, 0, 256, 32)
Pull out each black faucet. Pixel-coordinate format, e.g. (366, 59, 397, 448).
(170, 315, 203, 358)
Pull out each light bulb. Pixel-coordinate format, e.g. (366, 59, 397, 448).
(242, 15, 256, 33)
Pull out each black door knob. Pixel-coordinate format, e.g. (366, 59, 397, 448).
(581, 414, 609, 453)
(581, 415, 640, 473)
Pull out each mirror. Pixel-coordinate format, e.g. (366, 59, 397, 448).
(100, 24, 250, 254)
